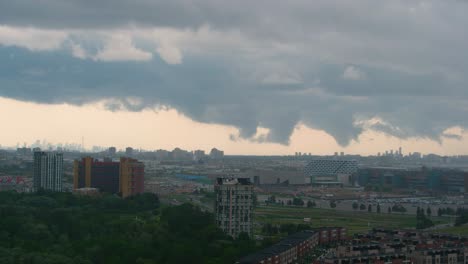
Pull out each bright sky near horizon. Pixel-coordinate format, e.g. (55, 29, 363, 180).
(1, 97, 467, 156)
(1, 1, 468, 155)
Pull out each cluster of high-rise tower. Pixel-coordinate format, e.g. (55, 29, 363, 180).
(32, 151, 144, 198)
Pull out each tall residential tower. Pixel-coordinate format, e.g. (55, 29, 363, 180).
(215, 178, 254, 238)
(33, 152, 63, 192)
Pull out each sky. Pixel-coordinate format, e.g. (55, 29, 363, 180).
(1, 1, 468, 155)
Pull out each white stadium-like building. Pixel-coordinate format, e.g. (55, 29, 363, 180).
(304, 159, 357, 187)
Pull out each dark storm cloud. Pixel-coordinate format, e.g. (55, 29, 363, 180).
(1, 1, 468, 145)
(2, 46, 468, 146)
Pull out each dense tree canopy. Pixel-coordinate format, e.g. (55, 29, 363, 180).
(0, 191, 255, 264)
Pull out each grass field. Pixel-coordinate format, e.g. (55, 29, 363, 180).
(437, 225, 468, 235)
(160, 194, 463, 236)
(255, 205, 450, 235)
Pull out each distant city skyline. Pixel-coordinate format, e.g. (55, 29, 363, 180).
(1, 97, 467, 156)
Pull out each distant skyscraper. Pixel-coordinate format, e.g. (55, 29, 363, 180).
(108, 147, 117, 156)
(17, 147, 31, 156)
(125, 147, 134, 156)
(171, 147, 191, 160)
(33, 152, 63, 192)
(193, 150, 206, 160)
(210, 148, 224, 159)
(215, 178, 254, 238)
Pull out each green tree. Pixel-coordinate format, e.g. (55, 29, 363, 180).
(377, 204, 381, 213)
(352, 202, 358, 210)
(416, 207, 434, 230)
(426, 207, 432, 217)
(292, 197, 305, 206)
(455, 208, 468, 226)
(268, 195, 276, 204)
(368, 204, 372, 212)
(0, 191, 255, 264)
(392, 204, 407, 213)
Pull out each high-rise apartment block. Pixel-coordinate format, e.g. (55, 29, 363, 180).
(33, 152, 63, 192)
(210, 148, 224, 159)
(73, 157, 144, 198)
(125, 147, 134, 156)
(215, 178, 254, 238)
(120, 157, 145, 198)
(73, 157, 120, 194)
(193, 150, 206, 160)
(108, 147, 117, 156)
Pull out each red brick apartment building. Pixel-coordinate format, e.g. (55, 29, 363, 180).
(237, 227, 347, 264)
(73, 157, 144, 198)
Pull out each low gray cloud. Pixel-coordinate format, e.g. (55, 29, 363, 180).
(0, 1, 468, 146)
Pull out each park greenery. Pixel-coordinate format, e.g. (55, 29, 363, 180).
(416, 207, 434, 229)
(307, 200, 316, 208)
(255, 205, 420, 235)
(292, 197, 305, 206)
(391, 204, 407, 213)
(0, 190, 256, 264)
(438, 207, 457, 216)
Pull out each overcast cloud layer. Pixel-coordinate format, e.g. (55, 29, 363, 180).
(1, 0, 468, 146)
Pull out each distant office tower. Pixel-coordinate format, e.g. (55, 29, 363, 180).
(193, 150, 206, 160)
(215, 178, 254, 238)
(210, 148, 225, 159)
(33, 152, 63, 192)
(171, 147, 191, 160)
(108, 147, 117, 156)
(17, 147, 31, 156)
(125, 147, 134, 156)
(73, 157, 144, 198)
